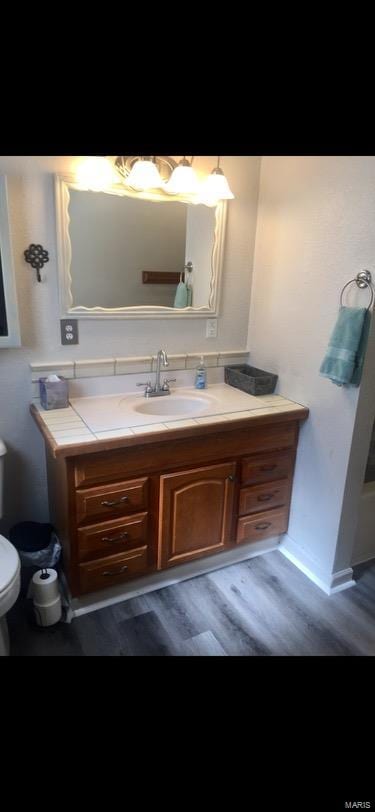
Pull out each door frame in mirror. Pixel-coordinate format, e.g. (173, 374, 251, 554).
(55, 173, 227, 319)
(0, 175, 21, 347)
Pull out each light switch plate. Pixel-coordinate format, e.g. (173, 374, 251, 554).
(206, 319, 218, 338)
(61, 319, 79, 345)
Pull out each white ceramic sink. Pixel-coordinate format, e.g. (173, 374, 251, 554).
(70, 384, 265, 433)
(133, 395, 210, 417)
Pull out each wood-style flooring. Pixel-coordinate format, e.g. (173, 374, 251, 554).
(7, 551, 375, 656)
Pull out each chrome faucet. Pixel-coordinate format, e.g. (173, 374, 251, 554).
(155, 349, 169, 392)
(137, 349, 176, 397)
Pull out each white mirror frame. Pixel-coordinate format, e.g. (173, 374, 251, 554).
(0, 175, 21, 347)
(55, 173, 227, 319)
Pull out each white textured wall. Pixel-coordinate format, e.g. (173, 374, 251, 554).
(248, 156, 375, 579)
(0, 155, 260, 530)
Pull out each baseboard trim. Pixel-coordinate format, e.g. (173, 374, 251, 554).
(71, 537, 280, 618)
(280, 536, 356, 595)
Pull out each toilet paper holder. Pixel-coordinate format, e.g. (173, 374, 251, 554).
(32, 568, 62, 627)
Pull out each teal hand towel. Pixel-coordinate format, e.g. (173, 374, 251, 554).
(320, 306, 370, 386)
(351, 308, 371, 386)
(173, 281, 188, 308)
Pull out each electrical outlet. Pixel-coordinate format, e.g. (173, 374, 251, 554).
(61, 319, 79, 345)
(206, 319, 217, 338)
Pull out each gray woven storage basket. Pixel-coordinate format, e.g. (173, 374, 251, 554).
(224, 364, 278, 396)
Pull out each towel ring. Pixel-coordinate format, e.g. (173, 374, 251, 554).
(340, 271, 374, 311)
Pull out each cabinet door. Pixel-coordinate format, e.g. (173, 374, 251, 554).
(159, 462, 236, 568)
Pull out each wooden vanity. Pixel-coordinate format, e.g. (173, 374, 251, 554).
(31, 402, 308, 597)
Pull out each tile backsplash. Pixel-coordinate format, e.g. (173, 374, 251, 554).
(30, 351, 249, 398)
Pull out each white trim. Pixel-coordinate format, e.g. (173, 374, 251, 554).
(55, 173, 227, 320)
(329, 568, 356, 594)
(70, 537, 280, 618)
(279, 535, 356, 595)
(0, 176, 21, 347)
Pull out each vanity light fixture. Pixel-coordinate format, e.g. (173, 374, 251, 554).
(201, 156, 234, 203)
(166, 157, 198, 195)
(75, 157, 117, 191)
(126, 156, 164, 191)
(75, 155, 235, 202)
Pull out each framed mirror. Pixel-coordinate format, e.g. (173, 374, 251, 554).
(0, 176, 21, 347)
(55, 173, 227, 319)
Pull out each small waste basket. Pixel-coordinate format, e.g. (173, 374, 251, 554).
(9, 522, 62, 596)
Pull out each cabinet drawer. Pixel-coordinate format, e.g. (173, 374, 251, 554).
(239, 479, 291, 516)
(76, 477, 148, 525)
(78, 546, 149, 594)
(236, 507, 288, 544)
(77, 512, 148, 562)
(241, 451, 294, 486)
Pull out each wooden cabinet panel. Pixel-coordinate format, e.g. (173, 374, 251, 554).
(241, 450, 294, 487)
(76, 478, 148, 525)
(78, 546, 149, 594)
(43, 417, 307, 597)
(236, 508, 288, 544)
(74, 423, 297, 488)
(77, 512, 148, 562)
(239, 479, 291, 516)
(159, 462, 236, 568)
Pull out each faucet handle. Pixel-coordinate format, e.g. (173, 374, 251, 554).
(137, 380, 153, 394)
(162, 378, 176, 391)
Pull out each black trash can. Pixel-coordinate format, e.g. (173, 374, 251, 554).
(9, 522, 62, 596)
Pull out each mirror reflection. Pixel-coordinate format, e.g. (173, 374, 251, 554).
(68, 190, 216, 309)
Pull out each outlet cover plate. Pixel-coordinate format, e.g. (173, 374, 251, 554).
(206, 319, 218, 338)
(61, 319, 79, 345)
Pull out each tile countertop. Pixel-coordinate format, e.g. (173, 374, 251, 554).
(30, 384, 309, 458)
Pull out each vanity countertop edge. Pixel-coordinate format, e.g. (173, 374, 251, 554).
(30, 400, 309, 459)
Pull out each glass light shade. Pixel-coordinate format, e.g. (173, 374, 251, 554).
(167, 163, 199, 194)
(76, 157, 116, 191)
(126, 159, 163, 190)
(200, 168, 234, 204)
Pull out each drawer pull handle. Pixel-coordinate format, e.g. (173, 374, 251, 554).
(102, 565, 128, 576)
(257, 494, 274, 502)
(260, 464, 277, 472)
(101, 496, 129, 507)
(101, 532, 129, 543)
(255, 522, 271, 530)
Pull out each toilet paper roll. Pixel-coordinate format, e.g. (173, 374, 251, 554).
(32, 568, 60, 605)
(33, 595, 62, 627)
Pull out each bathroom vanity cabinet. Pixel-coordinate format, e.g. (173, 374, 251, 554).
(32, 406, 308, 597)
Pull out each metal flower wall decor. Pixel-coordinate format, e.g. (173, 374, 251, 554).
(24, 244, 49, 282)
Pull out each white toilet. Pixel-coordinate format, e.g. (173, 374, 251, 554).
(0, 439, 21, 656)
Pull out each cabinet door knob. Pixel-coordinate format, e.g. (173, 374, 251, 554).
(101, 496, 129, 507)
(227, 474, 236, 482)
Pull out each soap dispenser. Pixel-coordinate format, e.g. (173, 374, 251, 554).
(195, 355, 207, 389)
